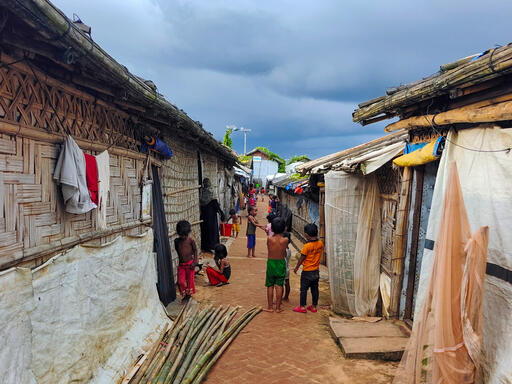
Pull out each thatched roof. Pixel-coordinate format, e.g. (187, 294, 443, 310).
(353, 44, 512, 126)
(3, 0, 236, 163)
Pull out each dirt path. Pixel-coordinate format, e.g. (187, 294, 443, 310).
(195, 198, 396, 384)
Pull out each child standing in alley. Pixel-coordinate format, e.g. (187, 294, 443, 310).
(174, 220, 198, 301)
(246, 206, 264, 258)
(264, 218, 288, 313)
(229, 208, 242, 238)
(293, 223, 323, 313)
(264, 213, 276, 237)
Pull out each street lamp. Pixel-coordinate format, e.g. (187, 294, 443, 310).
(227, 125, 251, 155)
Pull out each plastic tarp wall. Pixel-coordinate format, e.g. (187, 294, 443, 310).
(325, 171, 361, 315)
(0, 230, 169, 384)
(414, 126, 512, 383)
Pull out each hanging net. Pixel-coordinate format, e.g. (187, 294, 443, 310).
(393, 162, 488, 384)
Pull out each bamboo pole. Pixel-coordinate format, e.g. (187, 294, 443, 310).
(129, 325, 168, 384)
(163, 307, 211, 383)
(182, 307, 260, 384)
(173, 308, 221, 384)
(389, 167, 413, 318)
(191, 308, 261, 384)
(385, 97, 512, 131)
(155, 312, 197, 384)
(3, 219, 152, 271)
(144, 317, 188, 382)
(189, 307, 234, 369)
(0, 120, 161, 164)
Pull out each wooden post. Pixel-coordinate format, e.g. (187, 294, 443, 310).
(389, 167, 413, 318)
(404, 167, 425, 320)
(318, 184, 327, 265)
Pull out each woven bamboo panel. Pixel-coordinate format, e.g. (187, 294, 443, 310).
(375, 163, 401, 274)
(161, 140, 201, 268)
(202, 152, 219, 196)
(0, 64, 138, 151)
(0, 133, 144, 269)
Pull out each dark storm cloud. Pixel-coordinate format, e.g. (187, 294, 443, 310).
(53, 0, 512, 158)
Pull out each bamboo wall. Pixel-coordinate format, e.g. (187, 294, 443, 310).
(0, 56, 235, 272)
(0, 132, 146, 270)
(375, 163, 402, 276)
(161, 140, 200, 269)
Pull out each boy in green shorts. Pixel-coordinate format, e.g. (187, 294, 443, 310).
(264, 217, 288, 313)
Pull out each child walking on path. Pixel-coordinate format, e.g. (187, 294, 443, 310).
(264, 218, 288, 313)
(174, 220, 198, 301)
(229, 208, 242, 237)
(206, 244, 231, 286)
(293, 223, 324, 313)
(246, 206, 265, 258)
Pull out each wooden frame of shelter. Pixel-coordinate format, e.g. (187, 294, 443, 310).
(353, 45, 512, 381)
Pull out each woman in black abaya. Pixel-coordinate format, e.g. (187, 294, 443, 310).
(199, 178, 225, 252)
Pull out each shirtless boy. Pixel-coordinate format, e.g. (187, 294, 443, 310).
(264, 217, 288, 313)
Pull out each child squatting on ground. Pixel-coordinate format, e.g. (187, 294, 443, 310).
(293, 223, 324, 313)
(264, 217, 289, 313)
(205, 244, 231, 287)
(229, 208, 242, 238)
(174, 220, 198, 302)
(246, 206, 265, 258)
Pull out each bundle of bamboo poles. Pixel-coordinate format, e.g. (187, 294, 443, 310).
(123, 303, 261, 384)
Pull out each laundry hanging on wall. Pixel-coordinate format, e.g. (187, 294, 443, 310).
(95, 150, 110, 229)
(53, 135, 97, 214)
(84, 154, 99, 205)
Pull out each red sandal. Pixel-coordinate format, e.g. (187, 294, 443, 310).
(307, 305, 318, 313)
(293, 306, 307, 313)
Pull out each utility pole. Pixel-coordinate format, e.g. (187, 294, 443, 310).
(228, 125, 252, 155)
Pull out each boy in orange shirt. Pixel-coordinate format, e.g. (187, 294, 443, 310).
(293, 223, 323, 313)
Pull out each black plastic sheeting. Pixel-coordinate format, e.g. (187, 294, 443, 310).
(151, 165, 176, 305)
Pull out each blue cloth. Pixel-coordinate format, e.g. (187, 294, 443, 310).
(404, 142, 427, 154)
(142, 136, 173, 158)
(247, 234, 256, 249)
(308, 201, 320, 226)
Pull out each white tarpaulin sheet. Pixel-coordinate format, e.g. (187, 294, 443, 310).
(415, 126, 512, 383)
(0, 230, 169, 384)
(324, 171, 363, 315)
(331, 140, 405, 174)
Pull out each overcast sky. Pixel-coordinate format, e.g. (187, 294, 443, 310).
(54, 0, 511, 159)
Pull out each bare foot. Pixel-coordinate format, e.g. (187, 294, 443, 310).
(275, 308, 284, 313)
(262, 308, 274, 313)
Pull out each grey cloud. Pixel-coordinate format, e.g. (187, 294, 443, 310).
(53, 0, 512, 159)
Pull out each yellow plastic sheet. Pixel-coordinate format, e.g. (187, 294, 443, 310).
(393, 140, 439, 167)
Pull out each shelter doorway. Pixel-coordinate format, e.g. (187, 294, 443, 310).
(197, 151, 203, 185)
(402, 161, 439, 321)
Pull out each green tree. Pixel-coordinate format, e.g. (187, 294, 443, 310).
(222, 127, 233, 148)
(253, 146, 286, 172)
(286, 155, 310, 165)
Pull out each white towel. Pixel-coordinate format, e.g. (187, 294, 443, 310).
(95, 150, 110, 229)
(53, 135, 96, 214)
